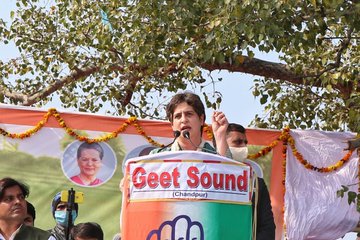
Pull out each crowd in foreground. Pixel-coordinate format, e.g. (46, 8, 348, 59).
(0, 177, 105, 240)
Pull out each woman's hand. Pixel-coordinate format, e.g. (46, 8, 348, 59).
(212, 111, 230, 157)
(212, 111, 229, 137)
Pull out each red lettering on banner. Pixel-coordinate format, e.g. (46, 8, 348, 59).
(187, 166, 200, 188)
(187, 166, 248, 192)
(132, 167, 181, 189)
(213, 173, 224, 190)
(147, 172, 159, 188)
(133, 167, 146, 189)
(200, 172, 212, 189)
(225, 174, 236, 191)
(172, 167, 180, 188)
(237, 170, 248, 191)
(132, 166, 248, 192)
(159, 172, 171, 188)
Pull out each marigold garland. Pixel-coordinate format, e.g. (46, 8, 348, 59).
(247, 140, 279, 160)
(1, 108, 357, 238)
(0, 108, 163, 146)
(203, 124, 213, 140)
(247, 126, 354, 173)
(281, 127, 289, 239)
(0, 109, 355, 174)
(0, 109, 52, 139)
(287, 134, 354, 172)
(247, 126, 290, 160)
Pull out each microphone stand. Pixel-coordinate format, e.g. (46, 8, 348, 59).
(159, 130, 181, 151)
(65, 188, 75, 240)
(182, 131, 218, 155)
(182, 131, 198, 149)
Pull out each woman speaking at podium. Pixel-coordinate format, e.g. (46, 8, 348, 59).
(119, 92, 245, 240)
(151, 91, 231, 158)
(119, 91, 232, 191)
(119, 91, 232, 194)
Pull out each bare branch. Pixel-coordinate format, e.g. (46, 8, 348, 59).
(1, 47, 358, 107)
(0, 85, 28, 103)
(200, 56, 304, 82)
(24, 65, 101, 105)
(118, 62, 179, 106)
(200, 29, 359, 97)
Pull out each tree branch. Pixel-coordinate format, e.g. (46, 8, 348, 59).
(315, 27, 355, 98)
(1, 49, 358, 107)
(119, 62, 179, 106)
(24, 65, 101, 105)
(200, 42, 359, 96)
(200, 56, 304, 82)
(0, 86, 28, 103)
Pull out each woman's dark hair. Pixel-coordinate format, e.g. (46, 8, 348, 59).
(77, 142, 104, 160)
(71, 222, 104, 240)
(0, 177, 29, 201)
(166, 92, 206, 123)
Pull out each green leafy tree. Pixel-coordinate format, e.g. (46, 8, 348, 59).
(0, 0, 359, 132)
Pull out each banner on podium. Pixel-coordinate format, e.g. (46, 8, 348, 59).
(122, 151, 254, 240)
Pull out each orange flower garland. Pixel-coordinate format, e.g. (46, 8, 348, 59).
(0, 108, 163, 146)
(246, 126, 354, 174)
(247, 126, 290, 160)
(1, 108, 357, 238)
(281, 127, 289, 239)
(132, 118, 163, 147)
(287, 134, 354, 172)
(0, 109, 52, 139)
(203, 124, 213, 140)
(247, 140, 279, 160)
(0, 108, 355, 174)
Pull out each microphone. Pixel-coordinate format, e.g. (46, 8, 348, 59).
(159, 130, 181, 151)
(182, 131, 218, 155)
(182, 130, 200, 150)
(182, 130, 190, 140)
(173, 130, 181, 139)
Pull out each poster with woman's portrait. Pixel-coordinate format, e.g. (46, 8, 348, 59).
(62, 141, 117, 187)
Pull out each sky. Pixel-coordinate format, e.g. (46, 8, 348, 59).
(0, 2, 358, 239)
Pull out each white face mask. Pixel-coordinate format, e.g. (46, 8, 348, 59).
(229, 146, 248, 162)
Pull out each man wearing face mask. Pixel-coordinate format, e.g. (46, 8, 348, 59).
(48, 192, 79, 240)
(225, 123, 276, 240)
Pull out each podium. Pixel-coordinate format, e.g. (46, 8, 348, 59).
(121, 151, 253, 240)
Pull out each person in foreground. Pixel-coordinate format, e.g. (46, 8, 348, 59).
(0, 177, 54, 240)
(225, 123, 276, 240)
(151, 91, 231, 157)
(71, 222, 103, 240)
(49, 192, 79, 240)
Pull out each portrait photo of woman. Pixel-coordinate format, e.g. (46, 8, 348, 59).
(62, 141, 117, 187)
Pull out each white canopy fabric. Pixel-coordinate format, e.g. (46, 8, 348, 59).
(285, 129, 359, 240)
